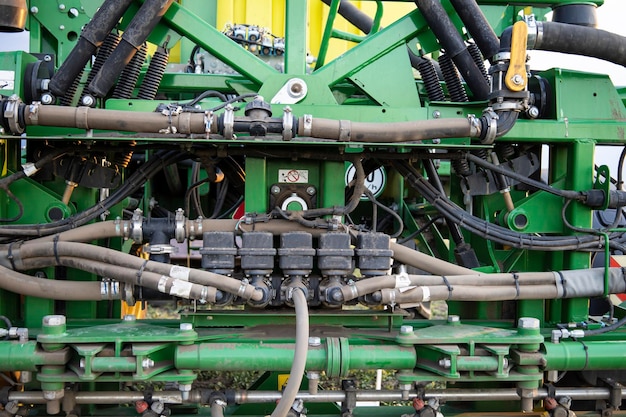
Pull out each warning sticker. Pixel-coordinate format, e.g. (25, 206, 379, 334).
(278, 169, 309, 183)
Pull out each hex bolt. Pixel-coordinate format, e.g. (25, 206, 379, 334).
(59, 25, 65, 31)
(271, 185, 281, 195)
(30, 6, 38, 14)
(400, 325, 414, 335)
(179, 383, 192, 401)
(518, 317, 540, 329)
(308, 336, 321, 347)
(58, 4, 66, 11)
(527, 106, 540, 118)
(180, 322, 193, 331)
(123, 314, 136, 322)
(41, 94, 54, 105)
(142, 358, 155, 368)
(307, 371, 320, 395)
(511, 74, 524, 86)
(400, 383, 412, 401)
(81, 95, 95, 107)
(306, 186, 316, 196)
(432, 110, 441, 119)
(447, 315, 460, 323)
(438, 358, 451, 368)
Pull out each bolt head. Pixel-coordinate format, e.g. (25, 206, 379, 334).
(69, 8, 79, 17)
(271, 185, 281, 194)
(447, 315, 460, 323)
(58, 4, 66, 10)
(511, 74, 524, 85)
(123, 314, 136, 322)
(142, 358, 155, 368)
(41, 94, 54, 105)
(308, 336, 321, 347)
(306, 186, 316, 196)
(180, 322, 193, 331)
(30, 6, 39, 14)
(59, 25, 65, 31)
(400, 325, 414, 335)
(432, 110, 441, 119)
(518, 317, 540, 329)
(43, 315, 66, 326)
(81, 95, 95, 107)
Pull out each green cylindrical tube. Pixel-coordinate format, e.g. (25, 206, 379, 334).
(0, 341, 39, 371)
(544, 341, 626, 371)
(176, 341, 416, 375)
(91, 357, 136, 373)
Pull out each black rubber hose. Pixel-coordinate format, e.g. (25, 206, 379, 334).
(49, 0, 133, 97)
(449, 0, 500, 61)
(414, 0, 490, 100)
(89, 0, 174, 98)
(320, 0, 445, 100)
(535, 21, 626, 67)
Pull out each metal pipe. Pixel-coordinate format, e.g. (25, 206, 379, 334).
(8, 387, 625, 405)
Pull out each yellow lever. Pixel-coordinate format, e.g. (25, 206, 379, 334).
(505, 20, 528, 92)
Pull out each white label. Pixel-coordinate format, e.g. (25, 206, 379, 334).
(278, 169, 309, 183)
(169, 280, 194, 298)
(170, 265, 190, 281)
(0, 71, 15, 90)
(345, 164, 386, 200)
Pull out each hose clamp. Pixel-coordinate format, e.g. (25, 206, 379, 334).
(237, 281, 248, 299)
(188, 217, 203, 241)
(526, 18, 539, 50)
(4, 95, 23, 135)
(282, 106, 293, 141)
(21, 162, 38, 177)
(204, 111, 213, 138)
(146, 244, 176, 254)
(481, 108, 498, 144)
(467, 114, 481, 138)
(534, 21, 544, 49)
(175, 208, 186, 243)
(223, 104, 235, 139)
(131, 209, 144, 243)
(302, 114, 313, 137)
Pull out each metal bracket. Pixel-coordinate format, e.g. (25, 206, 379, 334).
(271, 78, 308, 104)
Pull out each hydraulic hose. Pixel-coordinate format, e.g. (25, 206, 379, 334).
(88, 0, 175, 98)
(21, 218, 477, 277)
(297, 116, 481, 142)
(448, 0, 500, 61)
(319, 0, 446, 101)
(270, 288, 309, 417)
(6, 241, 262, 302)
(49, 0, 134, 97)
(0, 264, 114, 301)
(17, 256, 216, 302)
(414, 0, 490, 100)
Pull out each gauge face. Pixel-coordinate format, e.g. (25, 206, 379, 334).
(345, 163, 386, 200)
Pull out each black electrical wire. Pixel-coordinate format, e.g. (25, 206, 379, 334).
(397, 215, 443, 244)
(218, 195, 243, 219)
(583, 314, 626, 336)
(364, 189, 404, 238)
(0, 150, 187, 238)
(210, 178, 230, 219)
(394, 160, 604, 251)
(466, 152, 584, 201)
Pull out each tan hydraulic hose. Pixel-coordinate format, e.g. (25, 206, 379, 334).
(270, 288, 309, 417)
(22, 218, 478, 278)
(19, 256, 216, 303)
(0, 264, 112, 300)
(297, 116, 481, 142)
(10, 241, 261, 302)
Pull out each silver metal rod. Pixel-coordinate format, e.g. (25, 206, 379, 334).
(9, 387, 625, 405)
